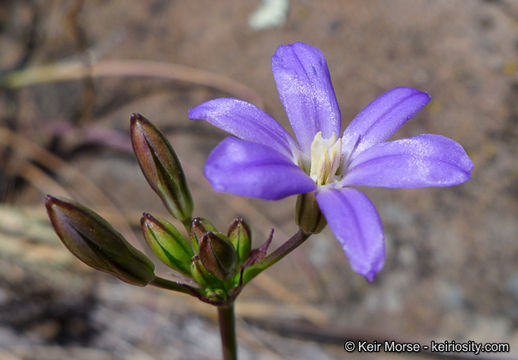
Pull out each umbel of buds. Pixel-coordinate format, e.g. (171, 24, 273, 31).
(45, 195, 155, 286)
(46, 114, 272, 306)
(44, 112, 285, 360)
(131, 113, 193, 227)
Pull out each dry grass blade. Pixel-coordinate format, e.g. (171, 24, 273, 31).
(9, 158, 71, 198)
(0, 126, 137, 244)
(1, 59, 264, 107)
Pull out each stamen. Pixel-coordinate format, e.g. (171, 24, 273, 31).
(309, 132, 343, 185)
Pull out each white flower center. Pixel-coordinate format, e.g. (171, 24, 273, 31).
(309, 131, 343, 186)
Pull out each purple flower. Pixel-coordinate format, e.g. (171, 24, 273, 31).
(189, 42, 473, 281)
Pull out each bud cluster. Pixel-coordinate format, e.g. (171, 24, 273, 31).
(186, 217, 252, 301)
(45, 114, 271, 305)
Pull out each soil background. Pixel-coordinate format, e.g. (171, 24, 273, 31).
(1, 0, 518, 359)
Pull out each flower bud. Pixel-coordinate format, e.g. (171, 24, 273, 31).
(190, 217, 217, 252)
(141, 213, 193, 276)
(45, 195, 155, 286)
(227, 217, 251, 265)
(190, 255, 223, 289)
(295, 192, 327, 233)
(130, 113, 193, 226)
(198, 232, 236, 279)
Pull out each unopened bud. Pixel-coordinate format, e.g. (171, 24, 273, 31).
(190, 217, 217, 252)
(295, 193, 327, 233)
(190, 255, 223, 289)
(227, 217, 251, 265)
(198, 232, 236, 279)
(141, 213, 193, 276)
(45, 195, 155, 286)
(130, 113, 193, 226)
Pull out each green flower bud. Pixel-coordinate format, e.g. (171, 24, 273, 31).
(130, 113, 193, 226)
(227, 217, 251, 265)
(198, 232, 236, 279)
(141, 213, 193, 276)
(190, 217, 217, 252)
(295, 192, 327, 234)
(45, 195, 155, 286)
(190, 255, 223, 289)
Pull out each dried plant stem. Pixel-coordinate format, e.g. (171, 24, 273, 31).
(0, 126, 137, 243)
(0, 60, 263, 107)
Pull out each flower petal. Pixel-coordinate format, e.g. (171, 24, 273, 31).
(271, 42, 341, 154)
(205, 137, 316, 200)
(189, 98, 298, 160)
(343, 134, 474, 188)
(342, 87, 431, 154)
(316, 188, 385, 281)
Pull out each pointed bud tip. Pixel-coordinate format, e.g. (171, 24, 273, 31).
(130, 113, 143, 123)
(141, 212, 153, 220)
(140, 213, 162, 230)
(45, 195, 71, 213)
(45, 195, 56, 210)
(228, 216, 249, 231)
(130, 113, 151, 127)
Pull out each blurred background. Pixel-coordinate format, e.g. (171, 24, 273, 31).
(0, 0, 517, 359)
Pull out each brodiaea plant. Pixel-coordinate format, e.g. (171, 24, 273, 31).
(46, 42, 473, 360)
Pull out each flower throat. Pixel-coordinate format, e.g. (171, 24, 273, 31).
(309, 131, 343, 186)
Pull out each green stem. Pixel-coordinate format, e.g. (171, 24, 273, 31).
(149, 276, 196, 296)
(243, 229, 311, 284)
(218, 303, 237, 360)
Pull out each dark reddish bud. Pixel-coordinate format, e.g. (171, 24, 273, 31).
(130, 113, 193, 226)
(45, 195, 155, 286)
(198, 232, 236, 279)
(190, 217, 217, 252)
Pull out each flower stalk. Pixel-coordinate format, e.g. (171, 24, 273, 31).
(218, 303, 237, 360)
(243, 229, 311, 284)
